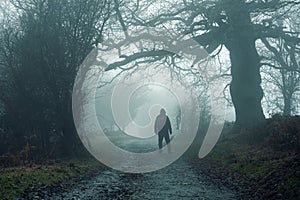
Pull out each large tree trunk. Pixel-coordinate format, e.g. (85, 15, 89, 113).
(225, 1, 265, 130)
(283, 93, 292, 116)
(228, 40, 265, 129)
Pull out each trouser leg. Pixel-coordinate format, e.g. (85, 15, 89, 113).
(165, 133, 170, 144)
(165, 133, 171, 153)
(158, 134, 163, 149)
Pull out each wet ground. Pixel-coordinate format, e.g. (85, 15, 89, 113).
(21, 158, 244, 200)
(19, 132, 262, 200)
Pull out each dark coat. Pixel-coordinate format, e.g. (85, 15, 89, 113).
(155, 115, 172, 135)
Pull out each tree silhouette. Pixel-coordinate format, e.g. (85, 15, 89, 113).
(104, 0, 300, 131)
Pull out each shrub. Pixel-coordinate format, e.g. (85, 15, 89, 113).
(265, 114, 300, 153)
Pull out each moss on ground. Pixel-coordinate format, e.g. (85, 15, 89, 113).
(0, 159, 103, 200)
(207, 126, 300, 199)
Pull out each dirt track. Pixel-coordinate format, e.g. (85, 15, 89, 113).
(19, 134, 262, 200)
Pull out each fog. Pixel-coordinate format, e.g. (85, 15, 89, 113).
(96, 84, 180, 138)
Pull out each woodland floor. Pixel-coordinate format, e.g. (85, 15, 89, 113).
(16, 132, 263, 200)
(2, 116, 299, 200)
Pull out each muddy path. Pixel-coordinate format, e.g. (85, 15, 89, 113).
(19, 133, 262, 200)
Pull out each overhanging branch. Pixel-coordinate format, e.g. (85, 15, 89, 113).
(105, 49, 175, 71)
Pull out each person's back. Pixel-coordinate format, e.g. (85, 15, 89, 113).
(154, 109, 172, 150)
(156, 115, 171, 135)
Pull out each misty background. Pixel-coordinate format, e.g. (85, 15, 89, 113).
(0, 0, 299, 163)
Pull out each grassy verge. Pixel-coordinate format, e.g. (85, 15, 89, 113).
(208, 130, 300, 199)
(0, 158, 103, 200)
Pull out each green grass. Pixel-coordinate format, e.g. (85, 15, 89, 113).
(207, 132, 300, 199)
(208, 134, 275, 178)
(0, 159, 103, 200)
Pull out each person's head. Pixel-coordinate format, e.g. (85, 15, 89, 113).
(160, 108, 166, 115)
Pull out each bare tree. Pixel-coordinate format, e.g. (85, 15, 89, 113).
(101, 0, 300, 131)
(260, 38, 300, 115)
(259, 10, 300, 116)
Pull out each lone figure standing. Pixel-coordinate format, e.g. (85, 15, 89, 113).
(154, 108, 172, 151)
